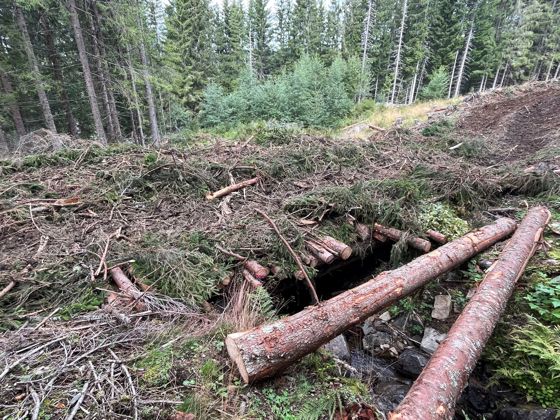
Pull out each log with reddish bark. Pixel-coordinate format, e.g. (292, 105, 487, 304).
(305, 240, 336, 264)
(206, 177, 260, 200)
(226, 217, 517, 383)
(426, 229, 447, 244)
(389, 206, 550, 420)
(373, 223, 431, 252)
(243, 269, 263, 288)
(110, 267, 143, 300)
(318, 236, 353, 260)
(244, 260, 269, 279)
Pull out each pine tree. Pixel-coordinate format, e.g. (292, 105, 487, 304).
(165, 0, 213, 109)
(249, 0, 271, 78)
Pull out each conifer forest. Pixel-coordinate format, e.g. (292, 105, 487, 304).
(1, 1, 560, 419)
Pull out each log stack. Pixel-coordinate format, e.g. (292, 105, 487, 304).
(226, 217, 517, 383)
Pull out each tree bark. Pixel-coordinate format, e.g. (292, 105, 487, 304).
(448, 50, 459, 99)
(318, 236, 352, 260)
(139, 39, 161, 145)
(42, 16, 78, 136)
(226, 217, 517, 383)
(0, 69, 26, 137)
(206, 177, 260, 200)
(14, 5, 57, 133)
(390, 0, 408, 104)
(67, 0, 107, 144)
(91, 1, 122, 140)
(0, 127, 9, 156)
(305, 241, 336, 264)
(126, 46, 145, 145)
(88, 0, 115, 141)
(373, 224, 431, 253)
(244, 260, 270, 279)
(390, 206, 550, 420)
(426, 229, 447, 244)
(454, 22, 474, 98)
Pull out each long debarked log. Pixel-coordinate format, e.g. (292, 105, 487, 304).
(226, 217, 517, 383)
(389, 206, 550, 420)
(206, 177, 260, 200)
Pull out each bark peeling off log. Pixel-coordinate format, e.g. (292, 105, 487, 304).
(390, 206, 550, 420)
(226, 217, 517, 383)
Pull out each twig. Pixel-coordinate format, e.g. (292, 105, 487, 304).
(0, 280, 16, 299)
(32, 307, 60, 331)
(94, 228, 122, 278)
(0, 335, 68, 381)
(30, 389, 41, 420)
(121, 364, 139, 420)
(215, 244, 246, 261)
(66, 381, 89, 420)
(255, 209, 319, 304)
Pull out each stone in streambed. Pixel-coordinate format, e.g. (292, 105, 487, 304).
(431, 295, 452, 320)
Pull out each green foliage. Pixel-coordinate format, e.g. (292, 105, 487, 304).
(419, 67, 450, 100)
(247, 286, 276, 321)
(200, 56, 356, 128)
(135, 346, 174, 386)
(418, 202, 469, 240)
(59, 288, 104, 320)
(421, 118, 454, 137)
(132, 235, 229, 306)
(525, 276, 560, 324)
(493, 318, 560, 407)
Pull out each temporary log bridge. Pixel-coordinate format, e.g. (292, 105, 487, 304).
(390, 206, 550, 420)
(226, 217, 517, 383)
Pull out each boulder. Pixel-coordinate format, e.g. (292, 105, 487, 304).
(396, 348, 429, 378)
(420, 327, 446, 353)
(363, 331, 393, 353)
(322, 334, 350, 361)
(431, 295, 452, 320)
(492, 407, 558, 420)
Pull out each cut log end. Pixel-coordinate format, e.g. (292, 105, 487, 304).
(244, 260, 270, 279)
(225, 334, 250, 384)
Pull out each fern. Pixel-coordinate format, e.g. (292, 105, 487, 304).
(297, 390, 343, 420)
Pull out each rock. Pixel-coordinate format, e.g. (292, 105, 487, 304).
(492, 407, 558, 420)
(362, 316, 377, 336)
(379, 311, 392, 322)
(349, 350, 400, 380)
(322, 334, 350, 361)
(363, 331, 393, 353)
(372, 381, 411, 412)
(467, 288, 477, 299)
(395, 348, 429, 378)
(431, 295, 452, 320)
(478, 259, 493, 270)
(420, 327, 446, 353)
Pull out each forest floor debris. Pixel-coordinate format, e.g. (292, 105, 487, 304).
(1, 82, 559, 418)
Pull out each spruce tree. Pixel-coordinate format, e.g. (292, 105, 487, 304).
(249, 0, 271, 78)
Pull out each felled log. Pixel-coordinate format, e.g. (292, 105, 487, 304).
(110, 267, 143, 300)
(205, 177, 260, 200)
(426, 229, 447, 244)
(390, 206, 550, 420)
(244, 260, 269, 279)
(374, 223, 431, 253)
(319, 236, 352, 260)
(243, 269, 263, 288)
(355, 223, 371, 241)
(305, 241, 336, 264)
(300, 252, 320, 268)
(225, 217, 517, 383)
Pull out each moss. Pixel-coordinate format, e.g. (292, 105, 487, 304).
(135, 346, 174, 386)
(418, 202, 470, 240)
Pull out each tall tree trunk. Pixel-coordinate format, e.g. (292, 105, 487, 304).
(14, 6, 57, 133)
(499, 62, 508, 87)
(88, 0, 115, 141)
(554, 63, 560, 80)
(0, 69, 26, 137)
(67, 0, 107, 144)
(359, 0, 374, 102)
(454, 22, 474, 98)
(415, 56, 428, 100)
(390, 0, 408, 104)
(126, 46, 145, 146)
(0, 127, 9, 155)
(492, 64, 501, 89)
(545, 58, 554, 81)
(138, 40, 161, 145)
(408, 61, 419, 104)
(91, 1, 122, 139)
(448, 50, 459, 98)
(42, 16, 78, 136)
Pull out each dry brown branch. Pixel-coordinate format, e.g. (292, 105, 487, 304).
(0, 280, 16, 299)
(256, 209, 319, 304)
(206, 177, 260, 200)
